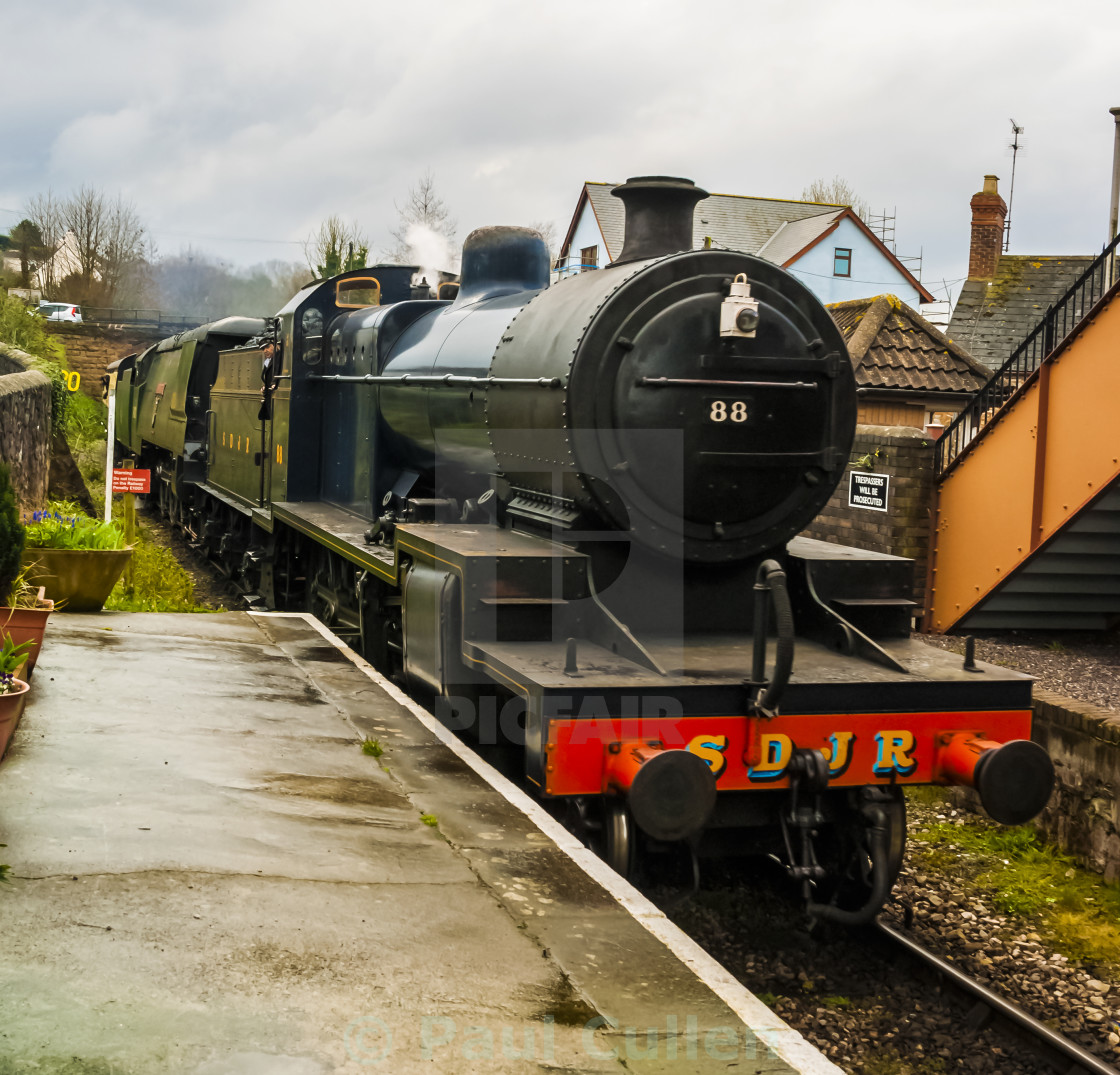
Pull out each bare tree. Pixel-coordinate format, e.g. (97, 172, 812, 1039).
(303, 215, 369, 279)
(23, 190, 64, 294)
(24, 187, 147, 303)
(529, 220, 559, 263)
(63, 185, 108, 292)
(386, 171, 456, 264)
(801, 176, 870, 221)
(100, 196, 148, 302)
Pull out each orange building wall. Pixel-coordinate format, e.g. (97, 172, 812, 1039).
(928, 292, 1120, 631)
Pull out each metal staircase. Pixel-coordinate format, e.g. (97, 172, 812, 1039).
(927, 235, 1120, 632)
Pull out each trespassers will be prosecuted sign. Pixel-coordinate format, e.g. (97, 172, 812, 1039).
(848, 471, 889, 512)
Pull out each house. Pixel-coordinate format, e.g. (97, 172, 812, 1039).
(32, 231, 91, 294)
(556, 181, 934, 307)
(947, 175, 1096, 370)
(829, 294, 991, 430)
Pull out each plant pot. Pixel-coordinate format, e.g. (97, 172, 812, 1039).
(1, 588, 54, 674)
(0, 677, 30, 761)
(23, 548, 133, 613)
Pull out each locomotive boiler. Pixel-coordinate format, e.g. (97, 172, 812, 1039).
(111, 176, 1054, 923)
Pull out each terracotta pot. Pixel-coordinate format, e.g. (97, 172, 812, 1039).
(1, 588, 54, 674)
(23, 548, 133, 613)
(0, 677, 30, 761)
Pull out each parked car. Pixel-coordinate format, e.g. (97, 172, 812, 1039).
(37, 302, 82, 323)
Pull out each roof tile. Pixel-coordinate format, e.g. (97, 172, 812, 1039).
(829, 295, 990, 397)
(947, 255, 1095, 370)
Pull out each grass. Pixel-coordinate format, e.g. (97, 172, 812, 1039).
(361, 738, 384, 758)
(25, 510, 126, 550)
(48, 396, 219, 613)
(909, 803, 1120, 967)
(65, 392, 109, 508)
(420, 813, 439, 828)
(104, 524, 217, 613)
(2, 299, 214, 613)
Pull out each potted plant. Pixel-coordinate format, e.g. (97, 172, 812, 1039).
(1, 566, 54, 676)
(0, 635, 34, 761)
(22, 509, 132, 612)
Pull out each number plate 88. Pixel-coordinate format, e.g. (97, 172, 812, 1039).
(707, 399, 748, 423)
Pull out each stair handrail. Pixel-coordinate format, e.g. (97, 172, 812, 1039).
(936, 232, 1120, 478)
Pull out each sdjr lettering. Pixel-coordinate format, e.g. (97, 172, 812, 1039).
(686, 734, 729, 778)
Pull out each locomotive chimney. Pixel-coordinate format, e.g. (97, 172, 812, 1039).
(453, 226, 550, 306)
(611, 175, 709, 264)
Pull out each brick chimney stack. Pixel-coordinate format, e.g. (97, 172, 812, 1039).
(968, 174, 1008, 279)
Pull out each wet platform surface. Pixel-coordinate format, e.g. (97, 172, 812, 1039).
(0, 612, 837, 1074)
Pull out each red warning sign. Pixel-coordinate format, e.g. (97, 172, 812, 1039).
(112, 469, 151, 494)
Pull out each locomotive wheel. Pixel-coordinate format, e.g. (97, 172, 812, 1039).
(815, 786, 906, 915)
(601, 797, 635, 879)
(564, 796, 637, 881)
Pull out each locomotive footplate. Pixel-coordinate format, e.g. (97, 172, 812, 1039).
(273, 500, 396, 581)
(459, 632, 1035, 799)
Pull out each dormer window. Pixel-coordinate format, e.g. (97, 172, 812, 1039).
(833, 248, 852, 277)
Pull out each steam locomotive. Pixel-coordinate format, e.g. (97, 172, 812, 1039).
(111, 176, 1054, 923)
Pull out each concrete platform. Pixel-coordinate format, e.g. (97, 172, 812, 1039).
(0, 611, 839, 1074)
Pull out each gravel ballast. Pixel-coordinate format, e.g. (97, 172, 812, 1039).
(917, 630, 1120, 715)
(665, 798, 1120, 1074)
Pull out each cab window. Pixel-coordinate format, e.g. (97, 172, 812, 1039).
(336, 277, 380, 309)
(301, 308, 324, 364)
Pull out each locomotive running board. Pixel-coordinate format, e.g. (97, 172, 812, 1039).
(273, 501, 397, 582)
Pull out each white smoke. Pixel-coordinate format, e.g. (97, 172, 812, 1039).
(406, 222, 457, 291)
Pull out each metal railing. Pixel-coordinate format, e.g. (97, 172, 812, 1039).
(551, 259, 600, 280)
(935, 232, 1120, 477)
(78, 307, 207, 332)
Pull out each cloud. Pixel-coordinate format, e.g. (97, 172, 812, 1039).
(2, 0, 1118, 293)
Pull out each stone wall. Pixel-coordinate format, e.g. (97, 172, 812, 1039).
(1028, 689, 1120, 882)
(951, 689, 1120, 880)
(43, 323, 163, 399)
(0, 367, 52, 509)
(801, 424, 937, 603)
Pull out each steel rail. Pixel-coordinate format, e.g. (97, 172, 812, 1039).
(877, 921, 1117, 1075)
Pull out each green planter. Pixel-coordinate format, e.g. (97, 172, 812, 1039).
(23, 548, 133, 612)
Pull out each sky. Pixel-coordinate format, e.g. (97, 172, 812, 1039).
(2, 0, 1119, 308)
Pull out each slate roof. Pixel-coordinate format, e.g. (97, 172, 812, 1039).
(581, 181, 847, 261)
(755, 212, 843, 265)
(947, 255, 1095, 370)
(569, 182, 933, 301)
(830, 295, 992, 396)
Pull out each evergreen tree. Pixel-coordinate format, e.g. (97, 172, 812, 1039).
(303, 216, 369, 279)
(0, 462, 25, 606)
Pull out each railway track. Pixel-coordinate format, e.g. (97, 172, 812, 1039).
(877, 921, 1116, 1075)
